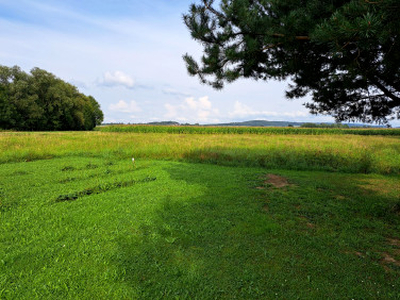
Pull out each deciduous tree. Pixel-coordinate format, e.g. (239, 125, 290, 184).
(0, 65, 103, 130)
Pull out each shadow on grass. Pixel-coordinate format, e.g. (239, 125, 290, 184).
(114, 163, 400, 298)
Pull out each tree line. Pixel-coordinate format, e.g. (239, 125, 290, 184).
(299, 123, 349, 129)
(0, 65, 103, 131)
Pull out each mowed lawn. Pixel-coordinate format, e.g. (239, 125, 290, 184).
(1, 131, 400, 298)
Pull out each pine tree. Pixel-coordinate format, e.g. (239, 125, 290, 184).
(183, 0, 400, 124)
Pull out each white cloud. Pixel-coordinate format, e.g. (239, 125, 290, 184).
(229, 101, 308, 119)
(164, 96, 220, 123)
(230, 101, 255, 118)
(185, 96, 212, 110)
(162, 88, 190, 97)
(109, 100, 141, 113)
(99, 71, 135, 88)
(164, 103, 177, 119)
(282, 111, 309, 118)
(185, 97, 197, 110)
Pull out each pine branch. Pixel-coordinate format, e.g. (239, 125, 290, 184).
(262, 43, 282, 51)
(271, 33, 310, 41)
(202, 0, 225, 19)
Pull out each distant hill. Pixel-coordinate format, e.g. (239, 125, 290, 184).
(205, 120, 387, 128)
(146, 121, 180, 126)
(123, 119, 387, 128)
(205, 120, 304, 127)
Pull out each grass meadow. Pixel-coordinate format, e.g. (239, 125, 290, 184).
(1, 127, 400, 298)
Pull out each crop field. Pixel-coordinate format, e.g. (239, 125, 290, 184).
(1, 128, 400, 298)
(97, 124, 400, 136)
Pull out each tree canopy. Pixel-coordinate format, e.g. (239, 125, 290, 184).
(183, 0, 400, 124)
(0, 65, 103, 131)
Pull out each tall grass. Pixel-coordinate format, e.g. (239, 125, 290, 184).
(1, 131, 399, 174)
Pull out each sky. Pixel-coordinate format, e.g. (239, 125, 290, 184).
(1, 0, 398, 126)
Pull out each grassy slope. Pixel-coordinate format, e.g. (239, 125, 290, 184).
(1, 131, 400, 298)
(1, 132, 400, 174)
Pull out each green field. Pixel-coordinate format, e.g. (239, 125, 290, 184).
(96, 124, 400, 136)
(1, 128, 400, 298)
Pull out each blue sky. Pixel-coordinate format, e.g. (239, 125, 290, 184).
(1, 0, 397, 125)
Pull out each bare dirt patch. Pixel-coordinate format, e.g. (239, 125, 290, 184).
(306, 222, 316, 229)
(381, 253, 400, 267)
(378, 239, 400, 271)
(344, 251, 365, 258)
(266, 174, 290, 188)
(388, 238, 400, 248)
(298, 216, 316, 229)
(347, 239, 400, 272)
(258, 174, 292, 189)
(354, 251, 364, 258)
